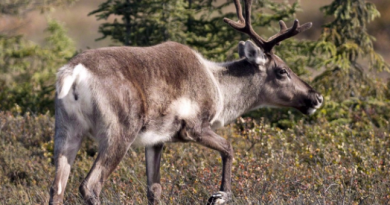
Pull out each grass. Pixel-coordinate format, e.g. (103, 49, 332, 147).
(0, 111, 389, 204)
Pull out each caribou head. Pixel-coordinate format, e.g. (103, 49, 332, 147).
(225, 0, 323, 116)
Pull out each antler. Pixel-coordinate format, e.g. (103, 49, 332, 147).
(224, 0, 312, 53)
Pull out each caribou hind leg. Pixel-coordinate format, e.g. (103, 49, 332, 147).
(49, 128, 83, 205)
(49, 103, 85, 205)
(79, 122, 142, 205)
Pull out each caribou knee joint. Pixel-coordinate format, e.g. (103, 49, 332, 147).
(79, 182, 101, 205)
(222, 143, 234, 160)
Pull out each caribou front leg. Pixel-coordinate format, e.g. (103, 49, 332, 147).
(145, 144, 164, 205)
(195, 126, 234, 205)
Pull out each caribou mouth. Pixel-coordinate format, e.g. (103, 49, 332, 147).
(306, 107, 317, 115)
(297, 93, 323, 115)
(296, 105, 320, 115)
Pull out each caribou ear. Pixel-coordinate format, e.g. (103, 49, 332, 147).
(244, 40, 266, 65)
(238, 41, 246, 58)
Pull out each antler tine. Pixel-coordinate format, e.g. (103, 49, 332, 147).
(223, 0, 267, 48)
(224, 0, 312, 53)
(266, 20, 313, 50)
(267, 20, 294, 46)
(279, 20, 288, 31)
(224, 0, 245, 28)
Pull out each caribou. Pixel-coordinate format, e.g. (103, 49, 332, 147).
(49, 0, 323, 204)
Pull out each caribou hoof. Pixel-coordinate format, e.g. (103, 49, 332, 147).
(147, 183, 162, 204)
(206, 191, 231, 205)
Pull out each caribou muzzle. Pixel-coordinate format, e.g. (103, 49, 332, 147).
(298, 90, 323, 115)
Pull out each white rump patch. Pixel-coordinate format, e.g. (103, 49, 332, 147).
(57, 64, 91, 99)
(58, 75, 73, 99)
(57, 64, 93, 130)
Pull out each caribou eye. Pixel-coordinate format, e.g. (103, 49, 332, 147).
(277, 69, 288, 76)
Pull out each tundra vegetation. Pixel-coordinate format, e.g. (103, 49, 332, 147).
(0, 0, 389, 204)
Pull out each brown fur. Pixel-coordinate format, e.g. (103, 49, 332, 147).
(68, 42, 219, 123)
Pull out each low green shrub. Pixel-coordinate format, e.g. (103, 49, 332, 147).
(0, 109, 389, 204)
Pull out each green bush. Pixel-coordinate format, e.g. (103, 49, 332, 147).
(0, 20, 75, 114)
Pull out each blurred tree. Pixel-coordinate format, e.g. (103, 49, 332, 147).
(0, 20, 75, 114)
(89, 0, 299, 61)
(88, 0, 189, 46)
(186, 0, 300, 61)
(0, 0, 77, 16)
(0, 0, 77, 114)
(0, 0, 78, 35)
(312, 0, 389, 101)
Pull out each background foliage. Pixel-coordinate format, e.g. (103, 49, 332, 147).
(89, 0, 300, 61)
(0, 20, 75, 113)
(0, 0, 389, 204)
